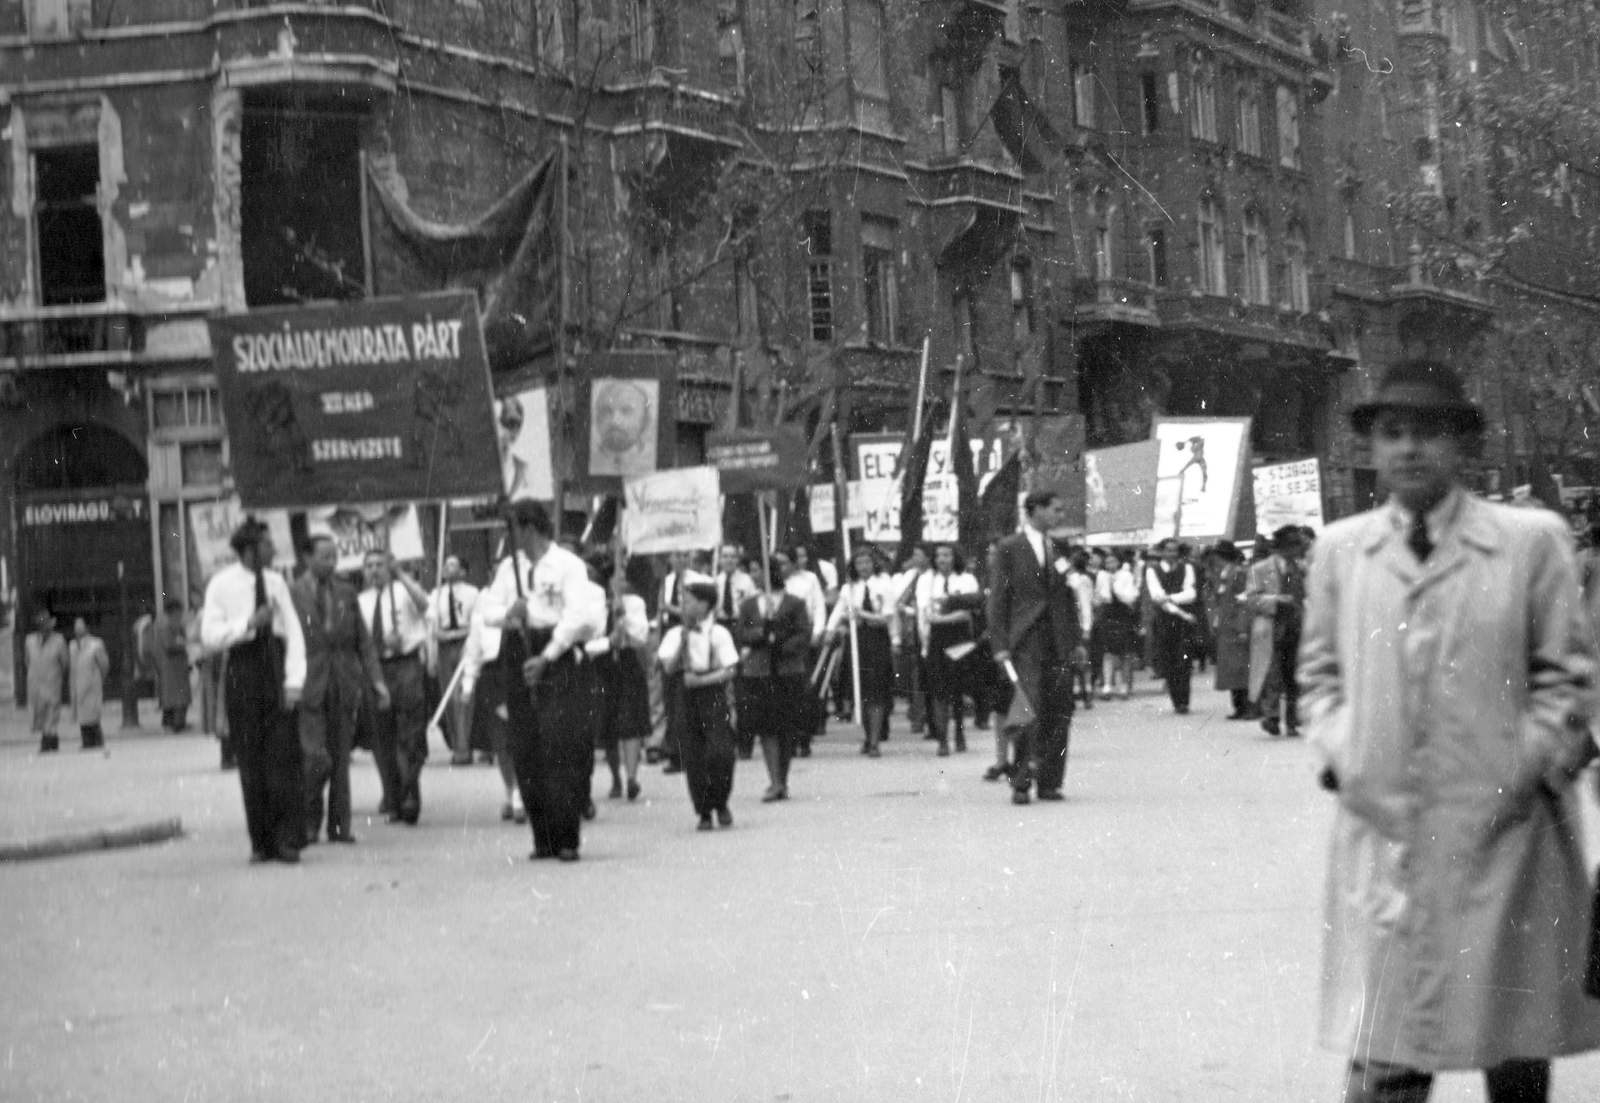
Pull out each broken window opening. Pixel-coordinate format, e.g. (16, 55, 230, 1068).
(34, 143, 106, 307)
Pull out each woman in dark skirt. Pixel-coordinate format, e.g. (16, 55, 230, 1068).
(826, 546, 898, 756)
(734, 552, 812, 801)
(657, 580, 740, 830)
(1145, 538, 1200, 714)
(1207, 541, 1254, 719)
(1094, 550, 1142, 699)
(918, 544, 981, 756)
(586, 560, 653, 801)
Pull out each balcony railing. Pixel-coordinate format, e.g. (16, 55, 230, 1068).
(0, 302, 214, 368)
(1066, 276, 1160, 322)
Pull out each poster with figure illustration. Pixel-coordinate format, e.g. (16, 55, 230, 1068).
(1149, 418, 1251, 541)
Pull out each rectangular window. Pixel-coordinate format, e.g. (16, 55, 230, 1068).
(240, 96, 365, 307)
(861, 217, 899, 346)
(846, 0, 886, 100)
(33, 144, 105, 306)
(1276, 85, 1301, 168)
(717, 4, 745, 91)
(1343, 211, 1357, 260)
(1073, 65, 1096, 129)
(1243, 212, 1269, 304)
(535, 0, 565, 68)
(152, 384, 221, 431)
(632, 0, 656, 66)
(1198, 200, 1225, 294)
(1236, 82, 1261, 157)
(939, 84, 963, 155)
(1147, 229, 1168, 287)
(180, 441, 225, 487)
(1190, 56, 1217, 142)
(1010, 263, 1034, 344)
(1141, 73, 1161, 134)
(1285, 229, 1309, 311)
(804, 209, 834, 342)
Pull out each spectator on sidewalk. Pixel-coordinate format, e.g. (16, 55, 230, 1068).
(26, 608, 68, 753)
(155, 598, 192, 732)
(1248, 526, 1308, 737)
(1300, 360, 1600, 1102)
(68, 616, 110, 751)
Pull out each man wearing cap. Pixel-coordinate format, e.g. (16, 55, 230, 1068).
(478, 500, 606, 862)
(1299, 359, 1600, 1102)
(201, 520, 307, 864)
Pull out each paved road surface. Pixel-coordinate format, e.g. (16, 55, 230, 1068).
(3, 686, 1599, 1102)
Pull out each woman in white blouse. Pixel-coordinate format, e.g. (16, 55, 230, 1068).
(917, 544, 981, 756)
(827, 546, 899, 757)
(1095, 550, 1143, 699)
(658, 580, 740, 831)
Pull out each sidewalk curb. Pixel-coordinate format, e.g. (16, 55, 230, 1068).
(0, 817, 184, 862)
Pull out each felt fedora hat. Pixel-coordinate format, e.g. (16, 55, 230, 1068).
(1350, 359, 1484, 435)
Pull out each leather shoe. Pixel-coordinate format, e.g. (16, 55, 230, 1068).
(761, 787, 783, 803)
(608, 779, 623, 799)
(583, 799, 597, 821)
(697, 815, 714, 831)
(276, 849, 301, 864)
(1011, 790, 1031, 805)
(982, 764, 1010, 782)
(1261, 717, 1281, 736)
(530, 848, 555, 860)
(936, 742, 950, 757)
(556, 848, 579, 862)
(329, 834, 357, 844)
(716, 806, 733, 827)
(866, 745, 881, 758)
(626, 780, 641, 802)
(501, 802, 515, 821)
(1036, 789, 1065, 802)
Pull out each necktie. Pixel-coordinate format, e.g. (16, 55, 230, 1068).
(670, 574, 680, 609)
(864, 584, 874, 614)
(1408, 514, 1433, 563)
(372, 587, 387, 657)
(447, 585, 459, 631)
(254, 568, 269, 638)
(321, 579, 334, 635)
(722, 575, 734, 619)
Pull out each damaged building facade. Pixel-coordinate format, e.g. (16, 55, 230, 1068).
(5, 0, 1591, 694)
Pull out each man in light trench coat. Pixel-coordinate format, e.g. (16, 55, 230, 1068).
(1299, 359, 1600, 1103)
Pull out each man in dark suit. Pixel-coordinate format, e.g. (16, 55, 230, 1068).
(292, 535, 388, 844)
(988, 490, 1085, 805)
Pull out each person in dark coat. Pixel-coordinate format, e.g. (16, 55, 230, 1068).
(1207, 540, 1254, 719)
(659, 580, 740, 830)
(291, 535, 388, 844)
(156, 599, 192, 731)
(734, 552, 812, 798)
(987, 490, 1085, 804)
(1145, 538, 1200, 714)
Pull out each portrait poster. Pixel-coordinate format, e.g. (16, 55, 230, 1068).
(572, 352, 676, 491)
(1083, 440, 1159, 544)
(620, 466, 723, 555)
(188, 498, 294, 579)
(1149, 417, 1252, 541)
(307, 503, 426, 573)
(496, 387, 555, 501)
(1252, 458, 1324, 535)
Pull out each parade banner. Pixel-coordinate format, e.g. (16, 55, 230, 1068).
(807, 480, 869, 533)
(1084, 440, 1159, 542)
(852, 435, 959, 544)
(571, 352, 677, 491)
(621, 466, 723, 554)
(208, 291, 501, 508)
(1149, 417, 1252, 541)
(307, 504, 426, 572)
(496, 387, 555, 501)
(706, 427, 808, 493)
(1252, 458, 1324, 535)
(189, 497, 294, 579)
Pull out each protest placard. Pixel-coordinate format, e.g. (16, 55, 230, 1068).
(807, 481, 868, 533)
(706, 427, 808, 493)
(621, 467, 723, 554)
(1252, 458, 1324, 534)
(307, 504, 426, 572)
(188, 498, 294, 579)
(1149, 418, 1252, 541)
(208, 291, 501, 508)
(1084, 440, 1159, 542)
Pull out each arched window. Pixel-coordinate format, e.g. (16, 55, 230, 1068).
(1236, 80, 1261, 157)
(1197, 196, 1225, 294)
(1242, 209, 1269, 304)
(1284, 223, 1309, 311)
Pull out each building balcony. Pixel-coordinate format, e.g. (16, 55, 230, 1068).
(1155, 291, 1331, 351)
(912, 157, 1026, 213)
(1065, 277, 1160, 326)
(1125, 0, 1320, 66)
(0, 302, 215, 371)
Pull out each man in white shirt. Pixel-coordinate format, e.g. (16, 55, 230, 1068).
(430, 554, 480, 766)
(200, 519, 307, 864)
(712, 542, 756, 624)
(478, 500, 607, 862)
(655, 550, 709, 773)
(359, 550, 432, 824)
